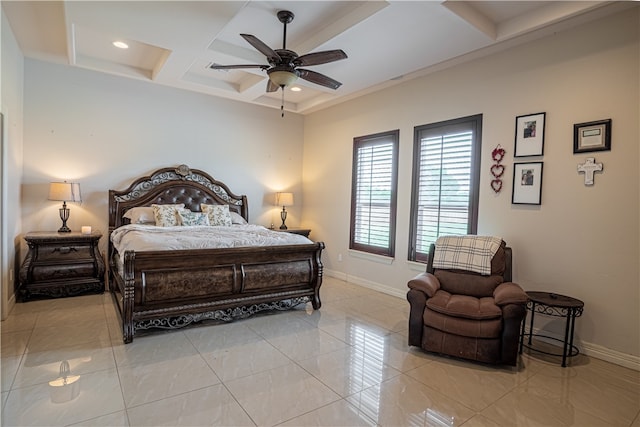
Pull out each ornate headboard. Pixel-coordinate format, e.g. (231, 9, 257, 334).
(108, 164, 249, 232)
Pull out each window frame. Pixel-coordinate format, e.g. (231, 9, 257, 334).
(408, 114, 482, 262)
(349, 129, 399, 258)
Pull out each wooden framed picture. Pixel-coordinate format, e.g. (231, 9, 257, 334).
(514, 112, 545, 157)
(512, 162, 543, 205)
(573, 119, 611, 153)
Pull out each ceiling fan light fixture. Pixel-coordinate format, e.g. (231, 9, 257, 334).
(268, 69, 299, 88)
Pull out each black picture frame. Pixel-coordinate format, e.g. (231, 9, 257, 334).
(514, 112, 545, 157)
(512, 162, 543, 205)
(573, 119, 611, 154)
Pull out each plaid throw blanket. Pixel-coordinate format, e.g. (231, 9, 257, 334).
(433, 235, 503, 275)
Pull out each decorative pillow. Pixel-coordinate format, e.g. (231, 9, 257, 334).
(230, 211, 248, 225)
(201, 204, 233, 226)
(151, 204, 185, 227)
(177, 210, 210, 227)
(123, 207, 155, 224)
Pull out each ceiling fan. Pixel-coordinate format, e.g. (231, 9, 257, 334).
(210, 10, 348, 94)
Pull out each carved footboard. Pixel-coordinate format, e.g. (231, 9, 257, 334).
(110, 242, 324, 343)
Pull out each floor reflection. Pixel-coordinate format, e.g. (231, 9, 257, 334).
(2, 282, 638, 427)
(48, 360, 81, 403)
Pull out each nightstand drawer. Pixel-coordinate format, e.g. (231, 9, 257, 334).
(19, 231, 105, 301)
(36, 245, 93, 261)
(31, 262, 96, 282)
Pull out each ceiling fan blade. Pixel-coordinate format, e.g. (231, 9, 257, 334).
(209, 64, 267, 70)
(294, 50, 347, 67)
(298, 69, 342, 90)
(240, 34, 281, 63)
(266, 79, 279, 92)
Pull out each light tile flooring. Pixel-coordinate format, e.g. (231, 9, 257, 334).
(2, 277, 639, 426)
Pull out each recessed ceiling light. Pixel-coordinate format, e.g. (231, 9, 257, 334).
(290, 86, 302, 92)
(113, 41, 129, 49)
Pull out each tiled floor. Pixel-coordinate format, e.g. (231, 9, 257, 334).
(2, 277, 639, 426)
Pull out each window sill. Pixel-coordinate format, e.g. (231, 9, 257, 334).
(406, 260, 427, 272)
(348, 249, 394, 265)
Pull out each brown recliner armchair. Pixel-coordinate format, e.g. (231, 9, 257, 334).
(407, 239, 527, 365)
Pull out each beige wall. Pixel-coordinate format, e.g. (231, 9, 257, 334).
(7, 6, 639, 368)
(302, 10, 639, 365)
(20, 59, 306, 260)
(1, 10, 25, 319)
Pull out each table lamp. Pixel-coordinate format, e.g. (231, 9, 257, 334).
(275, 192, 293, 230)
(49, 181, 81, 232)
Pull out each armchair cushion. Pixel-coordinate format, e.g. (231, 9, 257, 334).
(493, 282, 528, 306)
(424, 307, 502, 338)
(426, 290, 502, 320)
(434, 270, 503, 298)
(407, 273, 440, 298)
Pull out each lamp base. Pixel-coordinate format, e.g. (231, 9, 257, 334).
(280, 207, 288, 230)
(58, 203, 71, 232)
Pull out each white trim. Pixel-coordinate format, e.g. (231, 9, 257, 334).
(523, 327, 640, 371)
(325, 268, 405, 299)
(325, 269, 347, 281)
(325, 269, 640, 371)
(347, 249, 394, 265)
(406, 260, 427, 272)
(580, 342, 640, 371)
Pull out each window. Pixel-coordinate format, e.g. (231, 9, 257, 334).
(409, 115, 482, 262)
(350, 130, 399, 257)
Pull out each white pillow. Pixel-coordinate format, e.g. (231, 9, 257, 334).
(123, 207, 155, 224)
(177, 210, 210, 226)
(151, 204, 185, 227)
(230, 211, 248, 225)
(201, 204, 233, 226)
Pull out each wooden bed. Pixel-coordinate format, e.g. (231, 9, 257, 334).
(108, 164, 324, 343)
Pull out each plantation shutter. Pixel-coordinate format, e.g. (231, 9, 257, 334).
(350, 131, 399, 257)
(410, 116, 481, 262)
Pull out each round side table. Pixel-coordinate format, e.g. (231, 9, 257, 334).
(519, 291, 584, 367)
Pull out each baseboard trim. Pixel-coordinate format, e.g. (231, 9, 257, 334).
(325, 269, 640, 371)
(523, 326, 640, 371)
(325, 268, 406, 299)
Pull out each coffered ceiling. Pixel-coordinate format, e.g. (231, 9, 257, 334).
(3, 1, 631, 114)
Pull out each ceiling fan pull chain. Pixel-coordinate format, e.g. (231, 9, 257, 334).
(281, 88, 285, 117)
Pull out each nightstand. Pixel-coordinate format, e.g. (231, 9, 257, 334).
(275, 228, 311, 238)
(18, 231, 105, 301)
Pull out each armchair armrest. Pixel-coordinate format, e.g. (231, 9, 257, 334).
(493, 282, 527, 306)
(408, 273, 440, 298)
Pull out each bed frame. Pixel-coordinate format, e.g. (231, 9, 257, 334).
(108, 164, 324, 343)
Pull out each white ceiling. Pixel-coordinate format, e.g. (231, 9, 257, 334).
(3, 1, 632, 115)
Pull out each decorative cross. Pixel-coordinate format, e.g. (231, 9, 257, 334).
(577, 157, 603, 186)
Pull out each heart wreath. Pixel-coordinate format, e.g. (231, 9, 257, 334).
(490, 164, 505, 178)
(490, 145, 505, 194)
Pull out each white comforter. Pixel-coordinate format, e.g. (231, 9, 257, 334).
(111, 224, 312, 259)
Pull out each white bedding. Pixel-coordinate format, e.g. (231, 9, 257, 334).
(111, 224, 312, 260)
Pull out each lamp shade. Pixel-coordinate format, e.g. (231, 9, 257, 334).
(48, 182, 81, 202)
(275, 192, 294, 207)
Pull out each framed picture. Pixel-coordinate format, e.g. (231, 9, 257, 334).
(514, 112, 545, 157)
(512, 162, 543, 205)
(573, 119, 611, 153)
